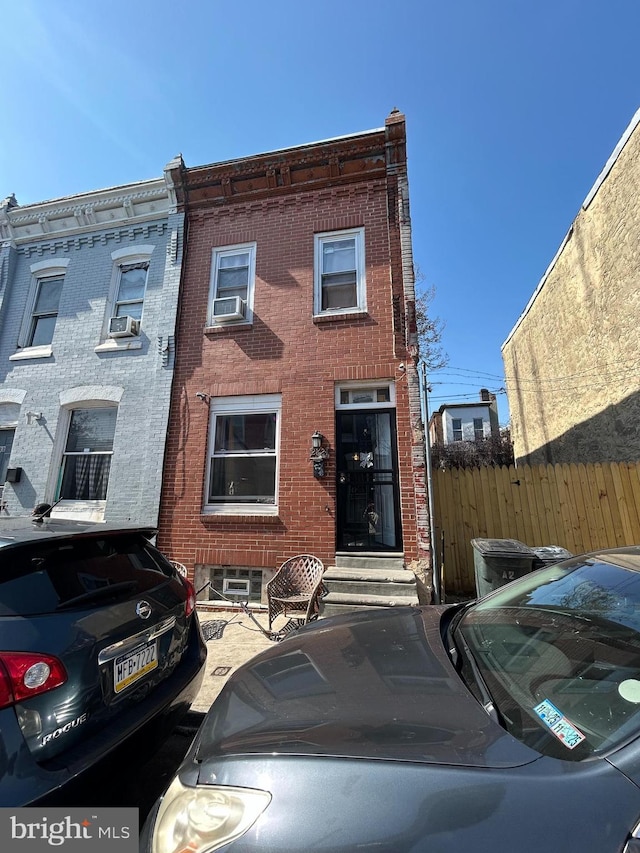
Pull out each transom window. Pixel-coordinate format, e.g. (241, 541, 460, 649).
(314, 228, 365, 315)
(209, 243, 256, 324)
(59, 407, 117, 501)
(114, 262, 148, 321)
(336, 383, 395, 410)
(206, 394, 280, 514)
(29, 276, 63, 347)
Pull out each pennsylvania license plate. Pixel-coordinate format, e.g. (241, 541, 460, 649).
(114, 641, 158, 693)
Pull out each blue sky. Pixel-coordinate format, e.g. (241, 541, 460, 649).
(2, 0, 638, 425)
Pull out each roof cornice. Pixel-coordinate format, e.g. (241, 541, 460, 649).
(166, 113, 406, 212)
(0, 177, 172, 246)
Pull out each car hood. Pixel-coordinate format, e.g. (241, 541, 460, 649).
(195, 606, 541, 769)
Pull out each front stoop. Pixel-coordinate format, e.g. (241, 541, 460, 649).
(319, 555, 419, 618)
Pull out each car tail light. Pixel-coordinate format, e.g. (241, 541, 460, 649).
(0, 652, 67, 709)
(182, 576, 196, 618)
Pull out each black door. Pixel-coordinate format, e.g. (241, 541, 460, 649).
(336, 410, 402, 551)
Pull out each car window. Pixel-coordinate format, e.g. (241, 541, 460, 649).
(0, 534, 173, 616)
(454, 554, 640, 761)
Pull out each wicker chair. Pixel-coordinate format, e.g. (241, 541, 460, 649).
(266, 555, 325, 630)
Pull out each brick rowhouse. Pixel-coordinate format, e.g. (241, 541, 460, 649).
(159, 109, 433, 604)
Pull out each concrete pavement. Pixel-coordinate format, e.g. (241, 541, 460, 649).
(192, 606, 274, 712)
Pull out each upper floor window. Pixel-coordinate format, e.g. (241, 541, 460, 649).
(12, 259, 70, 359)
(100, 246, 155, 344)
(314, 228, 366, 315)
(473, 418, 485, 441)
(208, 243, 256, 325)
(452, 418, 463, 442)
(29, 275, 63, 346)
(114, 262, 148, 321)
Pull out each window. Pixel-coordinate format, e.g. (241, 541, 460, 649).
(58, 407, 117, 501)
(100, 246, 155, 344)
(208, 243, 256, 324)
(452, 418, 463, 442)
(314, 228, 366, 315)
(29, 276, 63, 346)
(473, 418, 485, 441)
(205, 394, 281, 514)
(14, 259, 69, 357)
(114, 262, 148, 321)
(336, 383, 394, 409)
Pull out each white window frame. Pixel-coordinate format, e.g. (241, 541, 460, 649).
(47, 388, 123, 523)
(335, 381, 395, 410)
(13, 259, 70, 360)
(96, 246, 154, 350)
(314, 228, 366, 317)
(452, 418, 463, 442)
(204, 393, 281, 516)
(207, 243, 256, 326)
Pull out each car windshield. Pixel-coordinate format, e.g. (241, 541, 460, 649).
(453, 551, 640, 761)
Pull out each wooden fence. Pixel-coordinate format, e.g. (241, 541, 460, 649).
(432, 461, 640, 596)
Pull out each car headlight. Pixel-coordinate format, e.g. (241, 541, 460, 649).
(152, 775, 271, 853)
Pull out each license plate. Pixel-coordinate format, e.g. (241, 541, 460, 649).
(114, 641, 158, 693)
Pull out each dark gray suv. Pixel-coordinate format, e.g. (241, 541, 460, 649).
(0, 516, 206, 806)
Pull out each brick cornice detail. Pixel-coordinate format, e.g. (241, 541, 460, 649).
(166, 129, 403, 211)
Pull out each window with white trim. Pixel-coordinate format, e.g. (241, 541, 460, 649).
(58, 407, 117, 501)
(452, 418, 463, 442)
(208, 243, 256, 325)
(29, 276, 63, 346)
(15, 259, 70, 356)
(314, 228, 365, 315)
(473, 418, 485, 441)
(114, 262, 148, 321)
(102, 246, 155, 341)
(205, 394, 281, 514)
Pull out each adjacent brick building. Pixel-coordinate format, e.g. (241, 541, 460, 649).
(502, 107, 640, 465)
(0, 172, 184, 523)
(159, 110, 433, 603)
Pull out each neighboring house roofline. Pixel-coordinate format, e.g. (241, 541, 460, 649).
(501, 105, 640, 350)
(188, 126, 385, 173)
(0, 177, 173, 246)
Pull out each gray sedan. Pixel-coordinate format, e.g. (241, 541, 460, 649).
(141, 547, 640, 852)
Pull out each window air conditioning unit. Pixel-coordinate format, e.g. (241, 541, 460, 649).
(108, 315, 140, 338)
(212, 296, 246, 322)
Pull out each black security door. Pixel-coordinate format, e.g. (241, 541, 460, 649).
(336, 410, 402, 551)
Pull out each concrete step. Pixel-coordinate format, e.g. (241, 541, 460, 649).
(324, 567, 416, 584)
(320, 591, 419, 619)
(323, 578, 418, 598)
(334, 554, 405, 571)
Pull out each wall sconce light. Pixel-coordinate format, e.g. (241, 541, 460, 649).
(310, 431, 329, 478)
(25, 411, 42, 425)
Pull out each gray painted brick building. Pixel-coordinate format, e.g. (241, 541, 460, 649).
(0, 163, 184, 524)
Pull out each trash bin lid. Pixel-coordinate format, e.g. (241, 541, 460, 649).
(471, 538, 535, 558)
(532, 546, 572, 562)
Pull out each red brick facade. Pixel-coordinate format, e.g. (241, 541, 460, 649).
(158, 111, 432, 600)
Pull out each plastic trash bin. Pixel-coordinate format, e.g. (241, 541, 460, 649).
(532, 546, 572, 570)
(471, 538, 536, 598)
